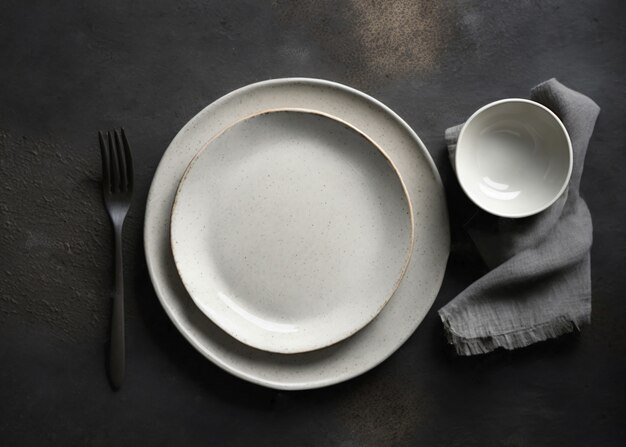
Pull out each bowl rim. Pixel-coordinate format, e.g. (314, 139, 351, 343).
(455, 98, 573, 218)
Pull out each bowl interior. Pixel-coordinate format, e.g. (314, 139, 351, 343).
(456, 99, 572, 218)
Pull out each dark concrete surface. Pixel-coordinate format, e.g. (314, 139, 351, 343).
(1, 1, 625, 446)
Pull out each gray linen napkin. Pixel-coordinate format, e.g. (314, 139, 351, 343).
(439, 79, 600, 355)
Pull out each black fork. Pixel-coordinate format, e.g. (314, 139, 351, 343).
(99, 129, 133, 390)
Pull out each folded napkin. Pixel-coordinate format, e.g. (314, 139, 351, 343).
(439, 79, 600, 355)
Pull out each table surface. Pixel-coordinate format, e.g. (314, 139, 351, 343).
(1, 1, 625, 446)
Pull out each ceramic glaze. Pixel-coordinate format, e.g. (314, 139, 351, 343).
(170, 110, 414, 354)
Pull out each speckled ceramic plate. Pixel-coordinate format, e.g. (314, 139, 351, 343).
(144, 78, 450, 389)
(170, 110, 414, 354)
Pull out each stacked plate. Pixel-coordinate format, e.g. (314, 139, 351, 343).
(144, 78, 450, 390)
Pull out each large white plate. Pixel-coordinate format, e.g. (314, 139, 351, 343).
(171, 110, 414, 354)
(145, 78, 450, 390)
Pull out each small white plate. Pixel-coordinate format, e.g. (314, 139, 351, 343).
(145, 78, 450, 389)
(171, 110, 414, 354)
(456, 99, 572, 218)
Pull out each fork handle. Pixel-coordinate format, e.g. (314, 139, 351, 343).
(109, 225, 125, 389)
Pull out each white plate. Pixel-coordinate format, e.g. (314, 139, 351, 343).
(145, 78, 449, 390)
(171, 110, 414, 354)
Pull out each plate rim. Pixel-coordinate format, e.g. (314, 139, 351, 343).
(169, 108, 416, 354)
(144, 77, 450, 389)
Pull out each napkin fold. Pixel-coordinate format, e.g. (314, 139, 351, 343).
(439, 79, 600, 355)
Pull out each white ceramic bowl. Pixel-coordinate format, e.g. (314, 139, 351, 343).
(455, 99, 572, 218)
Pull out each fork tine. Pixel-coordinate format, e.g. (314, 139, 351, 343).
(108, 131, 120, 192)
(99, 131, 111, 192)
(120, 128, 133, 190)
(114, 130, 128, 191)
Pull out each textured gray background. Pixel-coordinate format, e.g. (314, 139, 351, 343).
(1, 1, 625, 446)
